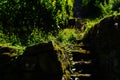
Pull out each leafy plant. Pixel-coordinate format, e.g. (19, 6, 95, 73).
(0, 0, 74, 45)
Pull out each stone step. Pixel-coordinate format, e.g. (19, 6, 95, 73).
(72, 64, 93, 74)
(73, 60, 92, 65)
(71, 44, 90, 50)
(70, 43, 85, 47)
(69, 42, 94, 80)
(71, 52, 92, 61)
(70, 72, 93, 80)
(74, 39, 83, 44)
(71, 50, 90, 54)
(70, 77, 92, 80)
(78, 76, 93, 80)
(71, 72, 91, 77)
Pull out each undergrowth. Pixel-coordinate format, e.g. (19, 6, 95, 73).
(0, 28, 84, 55)
(0, 13, 120, 55)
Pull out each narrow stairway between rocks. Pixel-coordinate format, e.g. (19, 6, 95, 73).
(68, 40, 94, 80)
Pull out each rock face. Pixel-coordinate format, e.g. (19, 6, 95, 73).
(16, 41, 71, 80)
(83, 15, 120, 80)
(0, 46, 17, 80)
(0, 46, 16, 64)
(0, 41, 71, 80)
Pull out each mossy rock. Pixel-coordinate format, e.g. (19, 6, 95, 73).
(83, 14, 120, 80)
(16, 41, 71, 80)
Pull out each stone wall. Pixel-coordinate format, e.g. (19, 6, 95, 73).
(83, 14, 120, 80)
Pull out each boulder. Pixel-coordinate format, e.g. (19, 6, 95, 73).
(16, 41, 71, 80)
(0, 46, 17, 80)
(0, 46, 16, 64)
(83, 14, 120, 80)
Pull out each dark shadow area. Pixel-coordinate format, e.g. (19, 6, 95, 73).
(0, 41, 69, 80)
(73, 0, 102, 19)
(83, 14, 120, 80)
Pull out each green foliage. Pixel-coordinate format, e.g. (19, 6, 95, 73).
(76, 0, 120, 18)
(96, 0, 114, 16)
(0, 29, 25, 55)
(111, 0, 120, 11)
(0, 0, 74, 45)
(17, 28, 81, 48)
(27, 28, 80, 47)
(0, 0, 74, 30)
(0, 32, 21, 46)
(27, 28, 56, 45)
(56, 29, 80, 47)
(95, 0, 120, 17)
(75, 0, 103, 18)
(41, 0, 74, 26)
(81, 0, 91, 6)
(57, 29, 77, 42)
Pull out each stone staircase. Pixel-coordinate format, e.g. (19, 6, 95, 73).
(69, 41, 94, 80)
